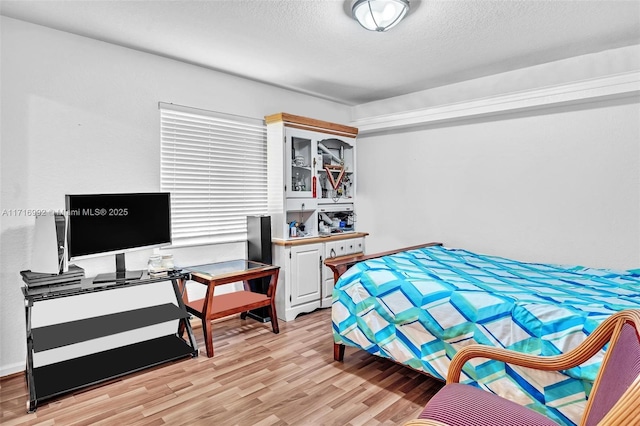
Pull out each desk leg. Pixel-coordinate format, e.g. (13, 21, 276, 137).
(240, 279, 250, 320)
(267, 270, 280, 334)
(202, 318, 215, 358)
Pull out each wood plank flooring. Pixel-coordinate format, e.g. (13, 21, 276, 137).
(1, 308, 443, 426)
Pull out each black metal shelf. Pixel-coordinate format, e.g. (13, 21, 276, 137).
(22, 271, 189, 302)
(32, 335, 195, 403)
(32, 303, 189, 352)
(23, 273, 198, 412)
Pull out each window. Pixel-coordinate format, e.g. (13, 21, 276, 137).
(160, 103, 267, 246)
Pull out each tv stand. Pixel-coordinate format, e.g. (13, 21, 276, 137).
(93, 252, 143, 283)
(93, 270, 143, 284)
(22, 271, 198, 413)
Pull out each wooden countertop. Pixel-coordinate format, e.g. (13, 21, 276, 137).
(272, 232, 369, 247)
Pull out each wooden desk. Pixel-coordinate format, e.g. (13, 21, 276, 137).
(181, 260, 280, 357)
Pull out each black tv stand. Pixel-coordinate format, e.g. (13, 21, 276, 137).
(22, 271, 198, 413)
(93, 270, 143, 284)
(93, 252, 143, 283)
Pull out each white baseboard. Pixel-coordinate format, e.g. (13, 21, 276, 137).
(1, 361, 25, 378)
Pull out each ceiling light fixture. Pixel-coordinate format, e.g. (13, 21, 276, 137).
(352, 0, 410, 32)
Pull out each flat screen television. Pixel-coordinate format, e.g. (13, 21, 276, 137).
(65, 192, 171, 283)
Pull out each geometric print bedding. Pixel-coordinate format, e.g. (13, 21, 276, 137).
(332, 246, 640, 425)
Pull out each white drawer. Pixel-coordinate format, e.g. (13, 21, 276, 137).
(345, 237, 364, 254)
(333, 239, 348, 257)
(317, 203, 354, 213)
(324, 241, 338, 260)
(286, 199, 317, 212)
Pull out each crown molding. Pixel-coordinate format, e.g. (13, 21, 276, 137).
(351, 71, 640, 135)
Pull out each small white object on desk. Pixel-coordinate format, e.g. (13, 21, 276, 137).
(148, 253, 174, 276)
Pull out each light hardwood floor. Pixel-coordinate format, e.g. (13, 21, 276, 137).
(1, 308, 443, 426)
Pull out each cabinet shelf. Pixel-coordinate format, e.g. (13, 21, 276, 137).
(32, 335, 195, 402)
(32, 303, 189, 352)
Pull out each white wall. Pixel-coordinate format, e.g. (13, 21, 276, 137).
(0, 17, 352, 376)
(356, 97, 640, 268)
(3, 15, 639, 378)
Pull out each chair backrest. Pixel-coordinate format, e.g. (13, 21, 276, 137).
(582, 311, 640, 426)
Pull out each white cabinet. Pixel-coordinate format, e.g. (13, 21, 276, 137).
(266, 113, 358, 240)
(266, 113, 365, 321)
(274, 235, 366, 320)
(273, 242, 323, 322)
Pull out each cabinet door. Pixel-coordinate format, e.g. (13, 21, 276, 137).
(285, 128, 316, 199)
(316, 135, 356, 203)
(290, 243, 322, 306)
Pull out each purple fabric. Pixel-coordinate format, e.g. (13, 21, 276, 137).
(584, 323, 640, 426)
(419, 383, 558, 426)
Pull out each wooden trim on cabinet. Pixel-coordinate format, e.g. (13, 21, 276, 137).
(272, 232, 369, 247)
(265, 113, 359, 137)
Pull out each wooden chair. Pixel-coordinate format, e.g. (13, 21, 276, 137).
(406, 309, 640, 426)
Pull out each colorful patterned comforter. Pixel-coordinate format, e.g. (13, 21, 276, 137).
(332, 246, 640, 425)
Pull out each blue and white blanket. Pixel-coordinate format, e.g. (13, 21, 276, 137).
(332, 246, 640, 425)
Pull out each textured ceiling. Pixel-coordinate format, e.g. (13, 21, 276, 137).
(1, 0, 639, 105)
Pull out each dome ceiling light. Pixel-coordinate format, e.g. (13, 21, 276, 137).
(352, 0, 410, 32)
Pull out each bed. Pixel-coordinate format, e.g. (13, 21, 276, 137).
(328, 243, 640, 425)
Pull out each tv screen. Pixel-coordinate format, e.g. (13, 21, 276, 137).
(66, 192, 171, 260)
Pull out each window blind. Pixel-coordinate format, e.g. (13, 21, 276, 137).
(159, 103, 268, 246)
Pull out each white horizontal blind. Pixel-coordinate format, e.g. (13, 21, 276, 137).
(160, 103, 268, 245)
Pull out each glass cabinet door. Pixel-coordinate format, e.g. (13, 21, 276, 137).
(286, 133, 314, 198)
(316, 136, 355, 203)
